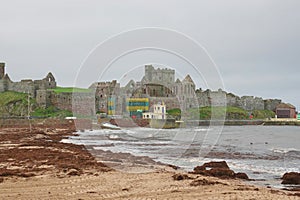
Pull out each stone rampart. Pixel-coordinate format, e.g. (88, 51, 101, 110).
(196, 89, 281, 111)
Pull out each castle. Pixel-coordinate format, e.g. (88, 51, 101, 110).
(0, 62, 287, 118)
(87, 64, 284, 117)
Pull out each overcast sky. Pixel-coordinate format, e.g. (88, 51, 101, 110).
(0, 0, 299, 110)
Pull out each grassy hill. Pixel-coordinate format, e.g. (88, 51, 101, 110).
(0, 91, 72, 118)
(0, 91, 33, 117)
(31, 106, 73, 118)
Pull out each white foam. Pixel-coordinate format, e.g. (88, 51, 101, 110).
(108, 135, 120, 139)
(271, 147, 300, 154)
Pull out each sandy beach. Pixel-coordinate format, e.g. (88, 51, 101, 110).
(2, 170, 300, 200)
(0, 120, 299, 199)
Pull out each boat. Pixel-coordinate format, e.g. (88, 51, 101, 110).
(100, 122, 121, 130)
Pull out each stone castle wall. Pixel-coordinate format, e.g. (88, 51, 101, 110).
(50, 92, 73, 111)
(264, 99, 282, 111)
(195, 89, 281, 111)
(0, 63, 5, 79)
(36, 90, 51, 108)
(72, 92, 95, 116)
(0, 80, 7, 92)
(144, 65, 175, 85)
(8, 80, 36, 97)
(36, 90, 95, 116)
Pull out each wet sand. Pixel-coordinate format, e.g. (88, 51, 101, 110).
(0, 120, 299, 199)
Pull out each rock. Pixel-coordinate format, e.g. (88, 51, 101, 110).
(67, 169, 80, 176)
(282, 172, 300, 185)
(0, 177, 3, 183)
(190, 178, 225, 186)
(193, 166, 206, 174)
(190, 179, 213, 186)
(172, 174, 190, 181)
(34, 134, 48, 140)
(208, 168, 235, 179)
(202, 161, 230, 169)
(167, 164, 179, 170)
(235, 172, 249, 180)
(193, 161, 249, 180)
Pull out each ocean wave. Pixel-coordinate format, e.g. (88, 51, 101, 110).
(227, 161, 299, 177)
(271, 148, 300, 154)
(108, 135, 120, 139)
(194, 128, 211, 132)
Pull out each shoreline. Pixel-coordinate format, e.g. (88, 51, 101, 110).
(0, 120, 299, 199)
(85, 138, 299, 191)
(186, 119, 300, 126)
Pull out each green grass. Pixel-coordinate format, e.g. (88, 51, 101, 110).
(186, 106, 276, 120)
(187, 106, 249, 120)
(0, 91, 74, 118)
(252, 110, 275, 119)
(0, 91, 36, 117)
(167, 108, 181, 120)
(0, 91, 28, 106)
(31, 106, 73, 118)
(50, 86, 91, 93)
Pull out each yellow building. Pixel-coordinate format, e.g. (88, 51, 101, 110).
(126, 98, 149, 117)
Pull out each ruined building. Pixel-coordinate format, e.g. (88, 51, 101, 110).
(0, 62, 56, 98)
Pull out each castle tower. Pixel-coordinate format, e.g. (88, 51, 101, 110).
(0, 62, 5, 79)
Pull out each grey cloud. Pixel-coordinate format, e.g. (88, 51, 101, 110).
(0, 0, 299, 109)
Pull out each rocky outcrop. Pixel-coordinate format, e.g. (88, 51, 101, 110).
(192, 161, 249, 180)
(235, 172, 249, 180)
(282, 172, 300, 185)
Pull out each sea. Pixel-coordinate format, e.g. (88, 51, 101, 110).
(62, 125, 300, 189)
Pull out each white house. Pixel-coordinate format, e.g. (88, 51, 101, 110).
(143, 102, 166, 120)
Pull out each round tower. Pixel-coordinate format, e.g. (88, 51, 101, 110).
(0, 62, 5, 79)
